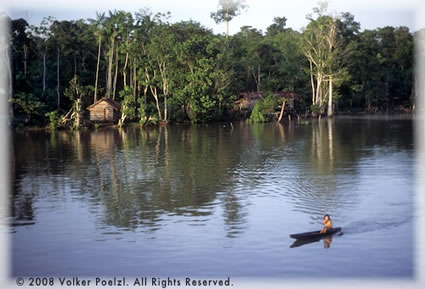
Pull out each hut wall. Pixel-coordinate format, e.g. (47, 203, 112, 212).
(89, 101, 117, 122)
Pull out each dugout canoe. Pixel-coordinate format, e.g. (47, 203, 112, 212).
(289, 227, 342, 240)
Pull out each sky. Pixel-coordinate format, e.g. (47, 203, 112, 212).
(0, 0, 423, 34)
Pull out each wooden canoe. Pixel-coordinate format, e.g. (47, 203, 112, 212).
(290, 227, 342, 240)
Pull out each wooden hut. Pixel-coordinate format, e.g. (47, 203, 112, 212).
(87, 98, 121, 123)
(275, 91, 298, 110)
(234, 92, 263, 111)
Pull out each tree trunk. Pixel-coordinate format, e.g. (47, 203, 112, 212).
(257, 64, 261, 92)
(218, 99, 222, 120)
(94, 35, 101, 103)
(251, 65, 261, 93)
(309, 60, 315, 105)
(129, 59, 133, 90)
(56, 47, 60, 110)
(327, 76, 333, 117)
(118, 107, 126, 127)
(123, 51, 129, 87)
(150, 85, 162, 120)
(316, 74, 322, 107)
(278, 100, 286, 122)
(73, 54, 77, 77)
(159, 61, 168, 121)
(133, 63, 137, 98)
(23, 44, 28, 76)
(5, 49, 14, 118)
(42, 52, 46, 97)
(74, 98, 81, 128)
(81, 51, 88, 72)
(364, 80, 371, 111)
(106, 36, 115, 98)
(145, 66, 163, 121)
(226, 8, 229, 38)
(112, 48, 119, 100)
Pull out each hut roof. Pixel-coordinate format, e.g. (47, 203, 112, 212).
(275, 91, 299, 100)
(234, 92, 263, 104)
(87, 98, 121, 111)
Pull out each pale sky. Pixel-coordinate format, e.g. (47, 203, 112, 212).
(0, 0, 423, 33)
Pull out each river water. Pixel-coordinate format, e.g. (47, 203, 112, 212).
(11, 116, 415, 278)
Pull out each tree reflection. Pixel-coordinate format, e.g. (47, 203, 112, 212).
(222, 191, 247, 238)
(11, 117, 413, 237)
(60, 124, 248, 236)
(289, 116, 413, 221)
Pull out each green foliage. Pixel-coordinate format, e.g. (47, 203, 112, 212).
(13, 93, 43, 123)
(250, 102, 267, 122)
(249, 93, 278, 122)
(266, 17, 287, 36)
(45, 111, 60, 129)
(8, 5, 415, 128)
(185, 59, 217, 122)
(263, 93, 279, 112)
(137, 97, 148, 123)
(310, 104, 321, 113)
(63, 76, 93, 128)
(119, 86, 137, 124)
(64, 76, 92, 101)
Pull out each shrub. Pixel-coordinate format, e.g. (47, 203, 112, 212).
(45, 111, 60, 129)
(13, 92, 43, 124)
(249, 93, 278, 122)
(250, 102, 267, 122)
(311, 104, 321, 113)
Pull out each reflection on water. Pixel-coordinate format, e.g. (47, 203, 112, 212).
(323, 236, 332, 248)
(11, 116, 414, 277)
(12, 125, 248, 236)
(289, 235, 335, 249)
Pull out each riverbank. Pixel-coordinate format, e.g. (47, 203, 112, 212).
(10, 109, 414, 132)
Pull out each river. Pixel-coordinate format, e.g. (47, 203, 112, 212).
(11, 115, 415, 278)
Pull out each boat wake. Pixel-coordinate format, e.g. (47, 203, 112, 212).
(341, 216, 413, 235)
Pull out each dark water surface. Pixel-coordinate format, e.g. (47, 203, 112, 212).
(11, 116, 415, 278)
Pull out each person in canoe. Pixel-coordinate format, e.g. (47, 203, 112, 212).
(320, 214, 333, 233)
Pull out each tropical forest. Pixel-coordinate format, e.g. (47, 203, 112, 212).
(4, 0, 415, 128)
